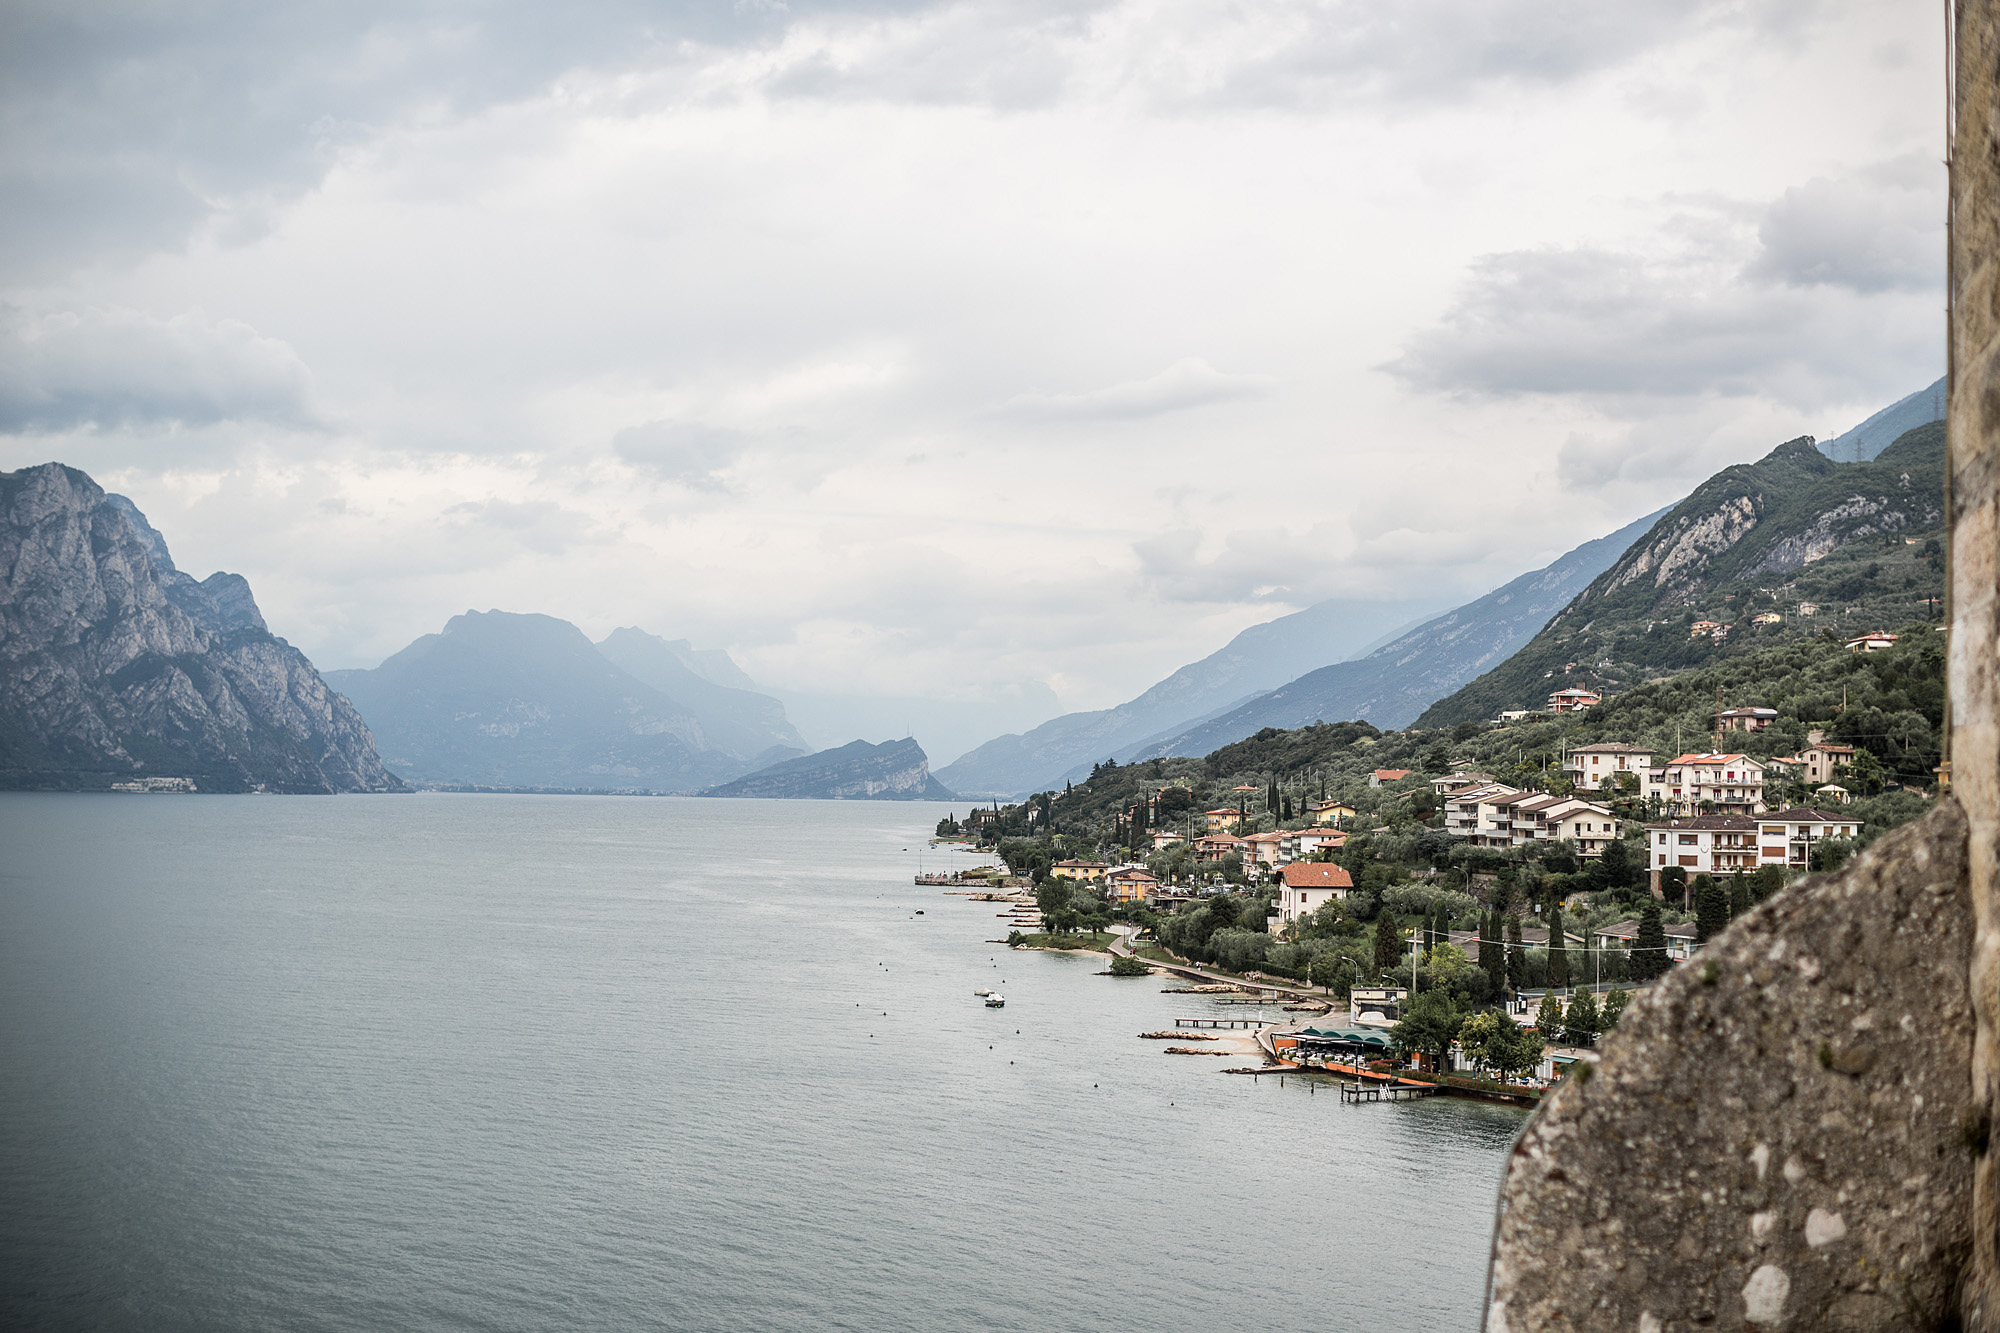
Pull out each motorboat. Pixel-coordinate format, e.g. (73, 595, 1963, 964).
(985, 994, 1006, 1008)
(974, 988, 993, 997)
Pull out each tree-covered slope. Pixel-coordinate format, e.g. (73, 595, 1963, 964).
(1414, 424, 1945, 727)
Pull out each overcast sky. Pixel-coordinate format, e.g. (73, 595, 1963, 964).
(0, 0, 1945, 756)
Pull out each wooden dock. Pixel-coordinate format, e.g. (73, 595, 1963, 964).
(1340, 1080, 1438, 1103)
(1174, 1016, 1262, 1029)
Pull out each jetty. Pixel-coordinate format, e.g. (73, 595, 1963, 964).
(1174, 1016, 1261, 1029)
(1340, 1080, 1438, 1103)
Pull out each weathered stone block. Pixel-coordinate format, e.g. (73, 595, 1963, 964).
(1490, 801, 1974, 1331)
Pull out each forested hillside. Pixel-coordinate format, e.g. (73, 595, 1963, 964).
(1415, 424, 1945, 727)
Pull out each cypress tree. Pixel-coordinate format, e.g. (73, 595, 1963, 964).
(1728, 870, 1751, 919)
(1631, 900, 1669, 981)
(1695, 874, 1729, 943)
(1373, 911, 1399, 978)
(1482, 909, 1507, 997)
(1546, 904, 1570, 988)
(1505, 915, 1526, 992)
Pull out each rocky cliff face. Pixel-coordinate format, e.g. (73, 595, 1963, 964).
(0, 463, 400, 792)
(703, 737, 954, 800)
(1415, 423, 1948, 727)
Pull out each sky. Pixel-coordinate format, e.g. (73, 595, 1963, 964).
(0, 0, 1946, 762)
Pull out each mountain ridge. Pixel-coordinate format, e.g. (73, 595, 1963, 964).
(0, 462, 399, 793)
(1121, 503, 1674, 762)
(1413, 423, 1947, 728)
(703, 736, 953, 800)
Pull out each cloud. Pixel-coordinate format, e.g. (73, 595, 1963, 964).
(995, 358, 1272, 421)
(0, 306, 316, 432)
(612, 421, 746, 488)
(1748, 156, 1942, 293)
(1385, 161, 1941, 412)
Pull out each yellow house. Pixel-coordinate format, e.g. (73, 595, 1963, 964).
(1105, 867, 1159, 902)
(1052, 859, 1108, 882)
(1307, 800, 1355, 826)
(1205, 808, 1245, 833)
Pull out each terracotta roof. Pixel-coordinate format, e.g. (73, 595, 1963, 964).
(1662, 753, 1756, 766)
(1644, 815, 1760, 831)
(1567, 742, 1652, 754)
(1279, 863, 1354, 889)
(1373, 769, 1412, 780)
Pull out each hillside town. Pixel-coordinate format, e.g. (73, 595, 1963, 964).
(934, 641, 1934, 1091)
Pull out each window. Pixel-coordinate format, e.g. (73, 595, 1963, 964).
(1678, 834, 1697, 845)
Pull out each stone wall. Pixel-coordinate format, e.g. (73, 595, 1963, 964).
(1489, 802, 1974, 1331)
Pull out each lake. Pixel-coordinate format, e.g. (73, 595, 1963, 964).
(0, 793, 1521, 1330)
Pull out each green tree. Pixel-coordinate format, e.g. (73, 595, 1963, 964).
(1456, 1010, 1509, 1075)
(1728, 871, 1752, 920)
(1534, 992, 1565, 1039)
(1659, 864, 1688, 910)
(1750, 865, 1785, 904)
(1505, 915, 1526, 992)
(1108, 953, 1152, 976)
(1390, 989, 1465, 1074)
(1589, 838, 1633, 893)
(1373, 911, 1400, 977)
(1489, 1022, 1545, 1083)
(1479, 908, 1506, 997)
(1695, 874, 1729, 943)
(1601, 986, 1630, 1028)
(1563, 990, 1601, 1046)
(1546, 904, 1570, 988)
(1035, 877, 1071, 925)
(1630, 900, 1671, 981)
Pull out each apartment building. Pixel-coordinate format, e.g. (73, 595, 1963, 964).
(1644, 753, 1766, 816)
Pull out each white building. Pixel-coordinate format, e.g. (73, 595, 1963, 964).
(1561, 743, 1654, 791)
(1275, 863, 1353, 928)
(1645, 816, 1761, 875)
(1644, 753, 1766, 816)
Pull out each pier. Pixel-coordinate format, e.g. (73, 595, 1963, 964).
(1173, 1016, 1262, 1029)
(1340, 1080, 1438, 1103)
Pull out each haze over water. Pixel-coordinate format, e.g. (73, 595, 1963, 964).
(0, 794, 1520, 1331)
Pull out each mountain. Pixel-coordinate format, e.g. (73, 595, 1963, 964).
(594, 626, 808, 758)
(0, 463, 398, 793)
(933, 595, 1446, 800)
(1818, 376, 1944, 463)
(325, 611, 804, 791)
(1414, 423, 1947, 728)
(1122, 504, 1674, 760)
(702, 737, 954, 800)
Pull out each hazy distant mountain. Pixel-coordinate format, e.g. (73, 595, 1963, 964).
(594, 627, 808, 758)
(703, 737, 954, 800)
(326, 611, 803, 791)
(1123, 505, 1672, 761)
(1818, 377, 1944, 463)
(0, 463, 398, 793)
(933, 595, 1445, 800)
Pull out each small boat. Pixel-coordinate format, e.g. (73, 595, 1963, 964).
(985, 994, 1006, 1008)
(974, 988, 992, 997)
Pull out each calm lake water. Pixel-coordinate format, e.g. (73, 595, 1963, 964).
(0, 793, 1522, 1331)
